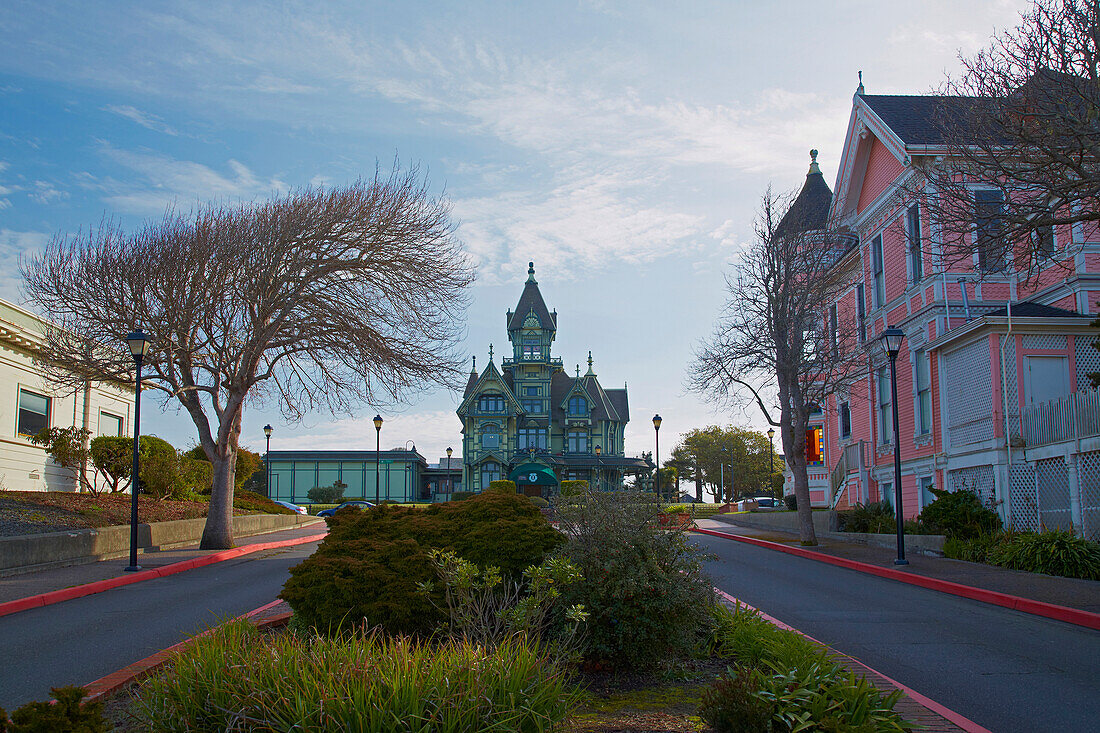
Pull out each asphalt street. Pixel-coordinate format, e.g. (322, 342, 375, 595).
(0, 541, 319, 710)
(694, 533, 1100, 733)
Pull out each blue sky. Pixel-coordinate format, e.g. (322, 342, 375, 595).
(0, 1, 1028, 464)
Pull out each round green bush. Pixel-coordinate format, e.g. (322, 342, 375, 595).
(281, 492, 564, 634)
(488, 479, 517, 494)
(989, 530, 1100, 580)
(528, 495, 550, 508)
(449, 491, 475, 501)
(917, 489, 1001, 539)
(559, 480, 588, 496)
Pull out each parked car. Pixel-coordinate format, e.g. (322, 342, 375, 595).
(316, 500, 376, 518)
(753, 496, 780, 509)
(272, 500, 307, 515)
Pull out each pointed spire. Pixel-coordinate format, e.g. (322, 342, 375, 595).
(527, 261, 537, 284)
(808, 149, 821, 175)
(488, 343, 494, 362)
(586, 351, 595, 376)
(855, 70, 865, 96)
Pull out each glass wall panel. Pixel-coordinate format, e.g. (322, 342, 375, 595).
(342, 462, 365, 498)
(317, 462, 341, 492)
(294, 464, 317, 501)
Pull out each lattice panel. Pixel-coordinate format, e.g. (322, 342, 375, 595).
(1077, 451, 1100, 542)
(1022, 334, 1067, 351)
(1035, 457, 1073, 532)
(948, 465, 996, 505)
(944, 340, 994, 446)
(1076, 336, 1100, 388)
(1009, 463, 1039, 532)
(1003, 336, 1021, 436)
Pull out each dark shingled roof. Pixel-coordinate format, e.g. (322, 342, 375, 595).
(507, 280, 557, 332)
(549, 370, 575, 423)
(775, 168, 832, 239)
(462, 370, 479, 399)
(984, 301, 1087, 319)
(605, 388, 629, 422)
(860, 95, 994, 146)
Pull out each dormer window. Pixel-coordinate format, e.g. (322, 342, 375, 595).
(478, 393, 505, 412)
(568, 396, 588, 416)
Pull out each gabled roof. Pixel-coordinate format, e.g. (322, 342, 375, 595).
(775, 150, 833, 238)
(583, 376, 620, 422)
(605, 388, 629, 422)
(507, 262, 557, 332)
(456, 358, 522, 417)
(984, 301, 1087, 318)
(860, 95, 993, 146)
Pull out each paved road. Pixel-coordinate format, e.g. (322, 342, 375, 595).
(0, 542, 319, 710)
(695, 533, 1100, 733)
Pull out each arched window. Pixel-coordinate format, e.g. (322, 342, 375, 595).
(568, 396, 587, 415)
(481, 461, 501, 487)
(478, 393, 505, 412)
(481, 423, 501, 449)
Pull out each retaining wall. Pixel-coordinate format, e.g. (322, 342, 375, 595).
(0, 514, 321, 575)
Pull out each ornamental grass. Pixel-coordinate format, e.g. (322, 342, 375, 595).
(134, 620, 577, 732)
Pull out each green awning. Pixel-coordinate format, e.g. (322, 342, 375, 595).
(509, 463, 558, 486)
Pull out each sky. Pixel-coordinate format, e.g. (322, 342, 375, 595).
(0, 0, 1031, 468)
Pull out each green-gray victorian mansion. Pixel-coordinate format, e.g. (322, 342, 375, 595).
(457, 263, 652, 497)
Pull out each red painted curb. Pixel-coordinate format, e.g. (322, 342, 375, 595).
(695, 527, 1100, 631)
(713, 588, 993, 733)
(0, 531, 327, 619)
(82, 599, 292, 702)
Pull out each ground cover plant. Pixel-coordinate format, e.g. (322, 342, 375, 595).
(553, 490, 715, 670)
(280, 490, 564, 634)
(702, 604, 911, 732)
(945, 529, 1100, 580)
(134, 619, 575, 733)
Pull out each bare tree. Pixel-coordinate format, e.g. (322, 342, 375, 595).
(690, 187, 863, 545)
(907, 0, 1100, 279)
(22, 168, 476, 548)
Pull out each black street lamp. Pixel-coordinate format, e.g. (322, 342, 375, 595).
(652, 414, 662, 497)
(373, 415, 383, 504)
(446, 446, 453, 497)
(124, 330, 149, 572)
(767, 427, 776, 496)
(263, 424, 273, 499)
(879, 328, 908, 566)
(594, 444, 601, 491)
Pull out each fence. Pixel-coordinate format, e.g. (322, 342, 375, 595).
(1020, 389, 1100, 448)
(829, 441, 865, 508)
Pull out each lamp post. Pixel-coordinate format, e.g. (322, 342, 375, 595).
(652, 414, 662, 497)
(373, 415, 383, 504)
(767, 427, 776, 497)
(879, 328, 908, 566)
(446, 446, 453, 497)
(594, 444, 601, 491)
(263, 424, 273, 499)
(124, 330, 148, 572)
(405, 440, 415, 501)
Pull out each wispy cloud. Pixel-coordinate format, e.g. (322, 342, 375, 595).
(96, 143, 289, 214)
(102, 104, 179, 136)
(29, 180, 68, 205)
(0, 229, 49, 304)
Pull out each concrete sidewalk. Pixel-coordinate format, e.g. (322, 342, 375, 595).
(696, 516, 1100, 614)
(0, 519, 325, 604)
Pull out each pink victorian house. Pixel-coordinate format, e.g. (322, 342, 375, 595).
(783, 79, 1100, 542)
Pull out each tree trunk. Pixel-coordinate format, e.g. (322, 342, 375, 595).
(201, 454, 237, 549)
(695, 473, 703, 503)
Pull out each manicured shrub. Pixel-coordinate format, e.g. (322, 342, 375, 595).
(450, 491, 475, 501)
(528, 495, 550, 508)
(281, 492, 564, 633)
(233, 489, 294, 514)
(553, 490, 714, 670)
(1, 686, 106, 732)
(488, 479, 517, 494)
(783, 493, 797, 511)
(839, 501, 895, 534)
(917, 488, 1001, 539)
(989, 530, 1100, 580)
(307, 481, 346, 504)
(559, 479, 588, 496)
(135, 620, 577, 732)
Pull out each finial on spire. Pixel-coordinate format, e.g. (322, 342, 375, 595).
(527, 261, 536, 283)
(472, 355, 477, 373)
(489, 343, 494, 362)
(586, 351, 596, 376)
(808, 149, 821, 175)
(856, 70, 864, 96)
(576, 363, 580, 378)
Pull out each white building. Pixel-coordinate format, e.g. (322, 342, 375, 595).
(0, 299, 133, 492)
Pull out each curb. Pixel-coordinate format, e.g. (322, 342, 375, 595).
(713, 588, 992, 733)
(0, 532, 326, 619)
(82, 599, 292, 703)
(694, 527, 1100, 631)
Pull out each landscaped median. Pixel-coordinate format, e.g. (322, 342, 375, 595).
(4, 488, 975, 732)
